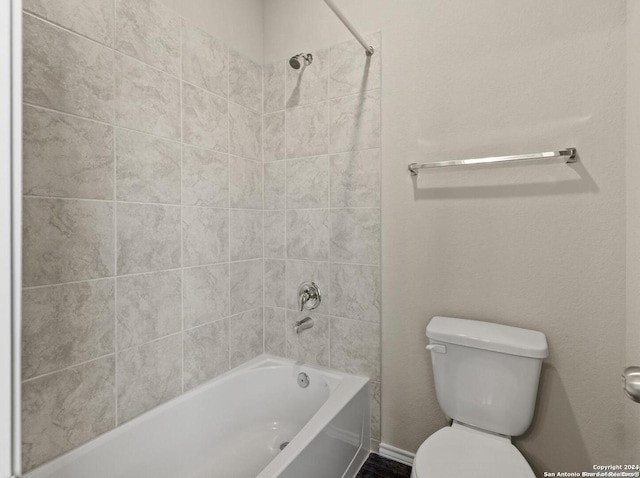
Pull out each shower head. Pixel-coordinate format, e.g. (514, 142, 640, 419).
(289, 53, 313, 70)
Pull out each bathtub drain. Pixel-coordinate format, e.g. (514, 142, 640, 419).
(279, 442, 289, 451)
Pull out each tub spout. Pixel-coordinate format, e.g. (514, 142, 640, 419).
(295, 317, 314, 334)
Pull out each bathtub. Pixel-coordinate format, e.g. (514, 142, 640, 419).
(24, 355, 371, 478)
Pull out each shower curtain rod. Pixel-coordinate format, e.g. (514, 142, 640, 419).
(323, 0, 374, 56)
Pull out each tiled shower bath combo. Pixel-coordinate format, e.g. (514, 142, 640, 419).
(20, 0, 381, 473)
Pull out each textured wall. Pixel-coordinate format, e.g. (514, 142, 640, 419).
(21, 0, 263, 470)
(261, 34, 382, 445)
(626, 0, 640, 462)
(264, 0, 629, 470)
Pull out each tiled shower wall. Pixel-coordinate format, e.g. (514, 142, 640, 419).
(21, 0, 263, 470)
(260, 35, 382, 445)
(21, 0, 382, 470)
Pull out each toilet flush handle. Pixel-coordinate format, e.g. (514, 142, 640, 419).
(426, 344, 446, 354)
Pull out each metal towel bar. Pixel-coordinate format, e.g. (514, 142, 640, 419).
(408, 148, 577, 176)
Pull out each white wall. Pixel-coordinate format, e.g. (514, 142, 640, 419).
(264, 0, 628, 471)
(626, 0, 640, 462)
(159, 0, 264, 63)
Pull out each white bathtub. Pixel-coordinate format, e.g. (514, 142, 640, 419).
(24, 355, 371, 478)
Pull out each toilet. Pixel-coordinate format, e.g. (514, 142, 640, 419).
(411, 316, 549, 478)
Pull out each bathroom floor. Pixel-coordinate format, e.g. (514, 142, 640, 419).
(357, 454, 412, 478)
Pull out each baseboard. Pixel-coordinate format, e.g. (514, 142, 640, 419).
(378, 442, 415, 467)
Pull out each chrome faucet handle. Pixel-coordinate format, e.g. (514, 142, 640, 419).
(295, 316, 314, 334)
(298, 290, 310, 312)
(297, 282, 321, 312)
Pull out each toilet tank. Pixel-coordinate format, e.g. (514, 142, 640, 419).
(426, 316, 548, 437)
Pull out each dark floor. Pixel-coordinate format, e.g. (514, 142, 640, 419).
(356, 453, 412, 478)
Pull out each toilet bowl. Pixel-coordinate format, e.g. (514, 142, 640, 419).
(411, 316, 548, 478)
(410, 423, 535, 478)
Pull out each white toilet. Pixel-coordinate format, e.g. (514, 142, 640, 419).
(411, 316, 549, 478)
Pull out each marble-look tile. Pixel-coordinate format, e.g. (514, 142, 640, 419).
(263, 112, 285, 162)
(117, 203, 181, 275)
(264, 307, 286, 357)
(286, 260, 329, 314)
(286, 310, 328, 367)
(264, 211, 286, 259)
(181, 20, 228, 97)
(23, 198, 114, 287)
(230, 156, 263, 209)
(116, 129, 181, 204)
(264, 61, 285, 113)
(116, 270, 181, 349)
(286, 102, 328, 159)
(23, 105, 114, 200)
(117, 335, 181, 423)
(370, 381, 381, 440)
(116, 0, 180, 75)
(24, 14, 114, 122)
(264, 259, 285, 308)
(330, 208, 380, 265)
(330, 90, 380, 153)
(24, 0, 114, 46)
(230, 210, 263, 261)
(183, 264, 229, 328)
(287, 156, 329, 209)
(264, 161, 286, 210)
(229, 308, 263, 367)
(330, 263, 380, 323)
(229, 103, 262, 161)
(286, 49, 329, 108)
(229, 49, 262, 112)
(182, 82, 228, 151)
(330, 317, 380, 381)
(230, 259, 262, 314)
(115, 54, 180, 139)
(330, 150, 380, 207)
(183, 146, 229, 208)
(22, 357, 115, 471)
(22, 279, 114, 380)
(182, 207, 229, 267)
(330, 33, 381, 98)
(287, 209, 329, 262)
(183, 319, 229, 390)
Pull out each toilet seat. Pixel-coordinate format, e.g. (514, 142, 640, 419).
(411, 423, 535, 478)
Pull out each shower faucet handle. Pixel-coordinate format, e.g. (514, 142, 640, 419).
(298, 282, 321, 312)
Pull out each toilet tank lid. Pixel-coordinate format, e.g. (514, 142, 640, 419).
(426, 316, 549, 359)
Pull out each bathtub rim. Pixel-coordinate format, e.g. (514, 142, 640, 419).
(23, 354, 370, 478)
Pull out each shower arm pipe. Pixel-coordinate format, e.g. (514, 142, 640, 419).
(323, 0, 374, 56)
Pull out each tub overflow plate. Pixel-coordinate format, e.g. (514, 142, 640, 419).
(297, 372, 310, 388)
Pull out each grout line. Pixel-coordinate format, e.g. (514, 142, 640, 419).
(23, 102, 182, 145)
(22, 259, 270, 291)
(21, 258, 379, 291)
(283, 69, 289, 358)
(115, 329, 184, 354)
(180, 20, 185, 395)
(112, 0, 119, 423)
(24, 11, 183, 82)
(23, 101, 381, 163)
(262, 62, 266, 355)
(23, 304, 264, 387)
(22, 352, 116, 384)
(23, 194, 286, 212)
(227, 43, 232, 372)
(327, 84, 333, 366)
